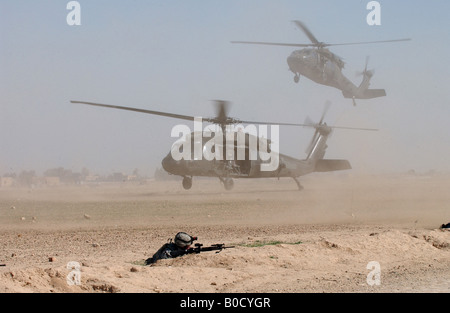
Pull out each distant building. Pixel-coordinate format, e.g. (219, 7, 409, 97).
(44, 177, 60, 186)
(127, 175, 138, 181)
(0, 177, 14, 187)
(85, 175, 100, 182)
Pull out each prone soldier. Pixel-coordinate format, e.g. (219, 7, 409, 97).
(145, 232, 234, 265)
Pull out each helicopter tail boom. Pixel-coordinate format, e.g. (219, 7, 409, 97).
(343, 56, 386, 100)
(304, 127, 352, 174)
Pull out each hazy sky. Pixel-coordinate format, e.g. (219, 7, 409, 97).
(1, 0, 449, 176)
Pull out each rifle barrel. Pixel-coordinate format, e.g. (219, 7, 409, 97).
(188, 244, 235, 254)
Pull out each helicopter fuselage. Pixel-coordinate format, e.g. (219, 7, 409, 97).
(70, 100, 358, 191)
(160, 129, 352, 190)
(161, 145, 314, 179)
(232, 20, 407, 102)
(161, 131, 312, 179)
(286, 48, 387, 102)
(287, 48, 355, 91)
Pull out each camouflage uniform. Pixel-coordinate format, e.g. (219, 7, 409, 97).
(145, 242, 189, 265)
(145, 232, 195, 265)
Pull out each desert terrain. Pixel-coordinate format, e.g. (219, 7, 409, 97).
(0, 173, 449, 293)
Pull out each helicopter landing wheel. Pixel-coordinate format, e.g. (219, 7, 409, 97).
(182, 176, 192, 190)
(223, 178, 234, 191)
(294, 75, 300, 83)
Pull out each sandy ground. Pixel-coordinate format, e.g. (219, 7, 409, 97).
(0, 173, 449, 293)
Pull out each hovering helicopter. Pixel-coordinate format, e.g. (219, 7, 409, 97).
(71, 100, 377, 191)
(232, 20, 411, 105)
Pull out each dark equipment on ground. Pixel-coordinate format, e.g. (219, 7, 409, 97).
(441, 223, 450, 229)
(71, 100, 377, 191)
(232, 20, 410, 105)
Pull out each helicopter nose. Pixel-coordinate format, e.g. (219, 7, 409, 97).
(287, 52, 300, 71)
(161, 153, 184, 174)
(287, 54, 295, 67)
(162, 154, 175, 173)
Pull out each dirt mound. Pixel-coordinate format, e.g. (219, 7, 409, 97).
(1, 176, 449, 292)
(2, 228, 448, 293)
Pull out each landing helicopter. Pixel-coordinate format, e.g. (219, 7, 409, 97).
(71, 100, 377, 190)
(232, 20, 410, 105)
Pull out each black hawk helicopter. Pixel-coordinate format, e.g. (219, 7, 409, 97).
(71, 100, 377, 190)
(232, 20, 410, 105)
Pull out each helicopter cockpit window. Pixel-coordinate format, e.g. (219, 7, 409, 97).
(306, 50, 318, 60)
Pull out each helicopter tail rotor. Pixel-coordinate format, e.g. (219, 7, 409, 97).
(349, 56, 387, 101)
(305, 101, 332, 154)
(319, 100, 331, 124)
(356, 56, 374, 78)
(304, 100, 377, 154)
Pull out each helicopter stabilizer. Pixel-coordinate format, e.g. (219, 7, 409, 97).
(314, 159, 352, 173)
(342, 89, 386, 100)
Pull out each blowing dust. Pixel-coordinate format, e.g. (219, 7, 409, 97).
(0, 173, 449, 293)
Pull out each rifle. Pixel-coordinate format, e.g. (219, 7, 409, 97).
(187, 243, 235, 254)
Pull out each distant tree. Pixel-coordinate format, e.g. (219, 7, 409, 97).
(44, 167, 80, 184)
(44, 167, 65, 178)
(81, 167, 90, 178)
(108, 172, 126, 182)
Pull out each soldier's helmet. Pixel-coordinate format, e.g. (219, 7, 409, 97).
(174, 232, 196, 248)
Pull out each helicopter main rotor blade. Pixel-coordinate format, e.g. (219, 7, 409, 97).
(231, 41, 312, 48)
(325, 38, 411, 47)
(232, 38, 411, 49)
(239, 120, 311, 127)
(326, 126, 378, 131)
(292, 20, 321, 45)
(71, 100, 306, 126)
(71, 101, 378, 131)
(239, 119, 378, 131)
(213, 100, 230, 123)
(292, 20, 411, 47)
(71, 101, 196, 122)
